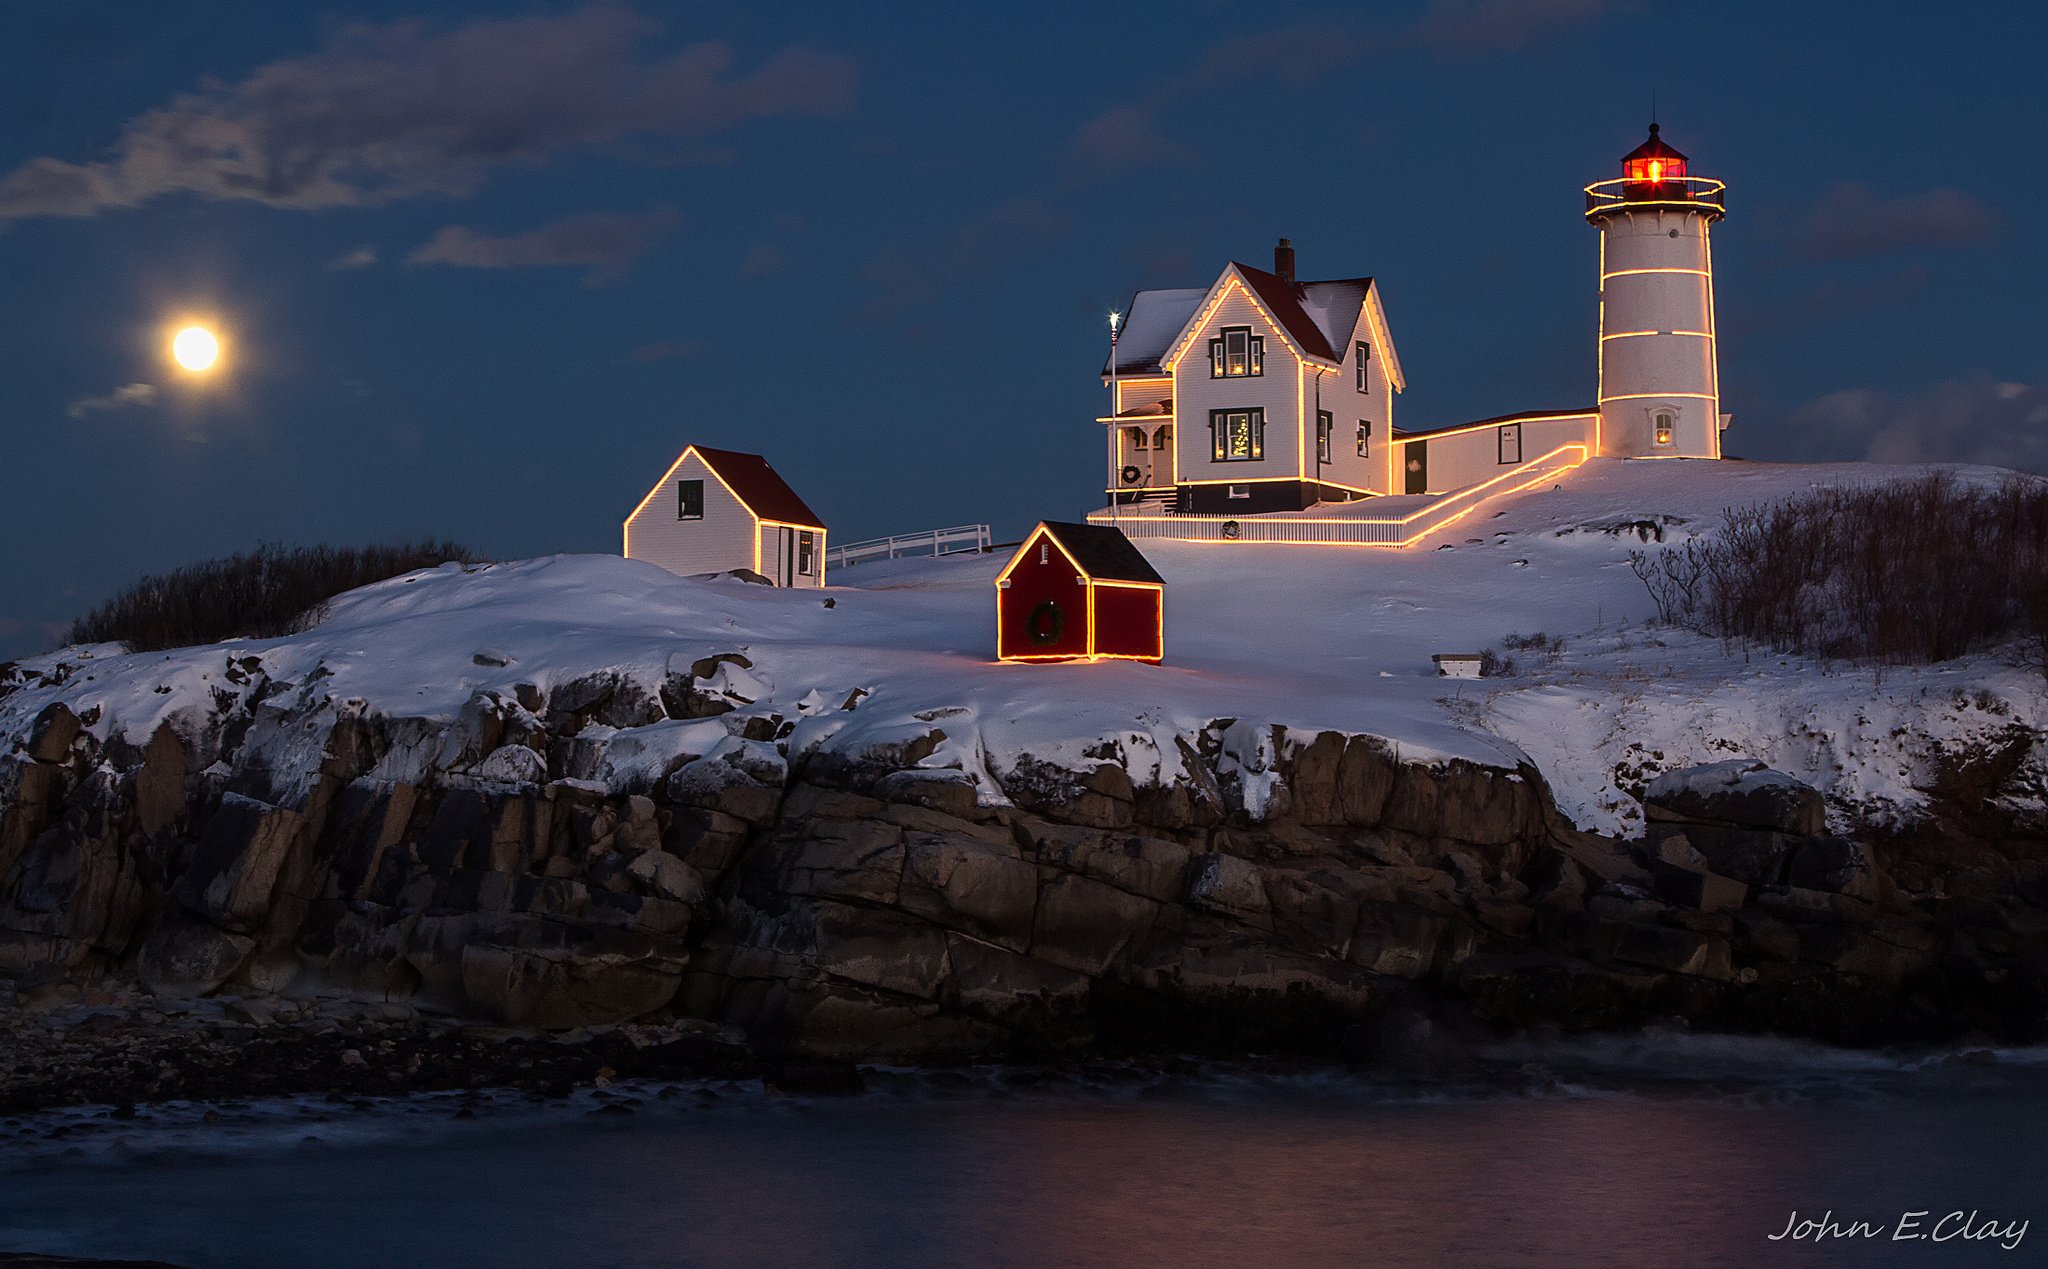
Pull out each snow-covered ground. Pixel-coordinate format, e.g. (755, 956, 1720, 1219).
(5, 458, 2043, 835)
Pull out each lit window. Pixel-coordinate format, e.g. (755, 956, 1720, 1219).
(798, 532, 816, 576)
(1125, 426, 1148, 452)
(1317, 410, 1333, 463)
(677, 479, 704, 520)
(1654, 411, 1675, 446)
(1356, 421, 1371, 458)
(1209, 326, 1263, 378)
(1355, 342, 1371, 393)
(1498, 423, 1522, 465)
(1209, 409, 1264, 462)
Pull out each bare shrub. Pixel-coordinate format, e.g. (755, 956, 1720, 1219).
(1478, 649, 1518, 678)
(68, 541, 479, 652)
(1632, 472, 2048, 667)
(1501, 632, 1565, 654)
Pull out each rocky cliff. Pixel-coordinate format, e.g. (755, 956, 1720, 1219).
(6, 650, 2047, 1072)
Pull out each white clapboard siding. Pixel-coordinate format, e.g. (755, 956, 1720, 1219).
(624, 450, 760, 578)
(1310, 298, 1397, 496)
(1170, 281, 1306, 486)
(1404, 413, 1598, 495)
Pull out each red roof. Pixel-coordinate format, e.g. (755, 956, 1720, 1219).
(1230, 263, 1370, 364)
(691, 446, 827, 530)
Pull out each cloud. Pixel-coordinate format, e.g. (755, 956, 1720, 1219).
(861, 198, 1068, 321)
(1407, 0, 1627, 53)
(0, 5, 856, 221)
(1070, 105, 1201, 171)
(406, 207, 678, 285)
(326, 245, 378, 270)
(736, 244, 793, 276)
(1794, 182, 2002, 261)
(1065, 3, 1615, 176)
(1781, 377, 2048, 472)
(66, 382, 158, 420)
(1065, 21, 1375, 176)
(622, 338, 701, 363)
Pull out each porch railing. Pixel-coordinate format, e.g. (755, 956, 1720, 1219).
(1089, 444, 1587, 548)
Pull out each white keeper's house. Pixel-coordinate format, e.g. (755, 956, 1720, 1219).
(1091, 123, 1728, 546)
(624, 444, 828, 587)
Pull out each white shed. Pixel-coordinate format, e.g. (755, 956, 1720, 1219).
(623, 445, 828, 588)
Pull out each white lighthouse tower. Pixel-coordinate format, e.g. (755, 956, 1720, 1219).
(1586, 124, 1727, 458)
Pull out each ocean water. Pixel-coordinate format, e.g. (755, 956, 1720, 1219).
(3, 1034, 2044, 1269)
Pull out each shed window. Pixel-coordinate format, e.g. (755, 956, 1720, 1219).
(1498, 423, 1522, 465)
(1227, 484, 1251, 500)
(1209, 326, 1263, 378)
(677, 479, 704, 520)
(798, 531, 816, 576)
(1209, 408, 1264, 461)
(1355, 342, 1371, 393)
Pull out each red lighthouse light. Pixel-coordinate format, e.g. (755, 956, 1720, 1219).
(1621, 122, 1688, 192)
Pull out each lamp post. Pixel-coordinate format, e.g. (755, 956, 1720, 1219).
(1107, 309, 1122, 520)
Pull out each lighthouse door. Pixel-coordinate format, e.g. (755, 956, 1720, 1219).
(1404, 440, 1428, 495)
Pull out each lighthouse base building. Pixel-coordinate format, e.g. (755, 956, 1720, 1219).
(1088, 125, 1727, 548)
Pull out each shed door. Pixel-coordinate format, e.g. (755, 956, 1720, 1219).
(1404, 440, 1428, 495)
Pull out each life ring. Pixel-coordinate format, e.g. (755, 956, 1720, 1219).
(1027, 598, 1065, 645)
(1120, 465, 1143, 485)
(1220, 520, 1241, 540)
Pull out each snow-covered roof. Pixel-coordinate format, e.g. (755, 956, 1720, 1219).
(1106, 263, 1403, 390)
(1106, 287, 1207, 376)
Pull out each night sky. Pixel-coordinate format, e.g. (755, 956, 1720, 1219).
(3, 1, 2043, 659)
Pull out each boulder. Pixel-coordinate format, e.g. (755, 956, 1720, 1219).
(1184, 852, 1273, 930)
(172, 794, 305, 931)
(1029, 872, 1160, 977)
(1646, 858, 1747, 912)
(1643, 760, 1826, 836)
(898, 831, 1039, 950)
(138, 917, 255, 994)
(25, 702, 81, 762)
(1647, 822, 1795, 888)
(1786, 836, 1879, 901)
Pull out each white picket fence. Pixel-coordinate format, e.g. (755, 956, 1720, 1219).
(827, 523, 992, 570)
(1090, 445, 1588, 548)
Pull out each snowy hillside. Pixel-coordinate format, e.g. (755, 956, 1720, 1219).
(4, 458, 2043, 836)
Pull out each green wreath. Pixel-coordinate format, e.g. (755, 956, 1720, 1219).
(1027, 598, 1066, 645)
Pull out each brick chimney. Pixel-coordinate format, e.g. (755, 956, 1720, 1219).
(1274, 237, 1295, 284)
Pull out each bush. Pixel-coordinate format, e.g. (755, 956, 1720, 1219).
(69, 541, 479, 652)
(1631, 472, 2048, 666)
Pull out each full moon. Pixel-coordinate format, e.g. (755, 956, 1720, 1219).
(171, 325, 220, 373)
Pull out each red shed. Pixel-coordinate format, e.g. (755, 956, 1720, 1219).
(996, 521, 1165, 663)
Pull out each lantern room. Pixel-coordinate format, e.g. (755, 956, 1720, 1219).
(995, 521, 1164, 664)
(1621, 123, 1688, 188)
(1586, 123, 1725, 221)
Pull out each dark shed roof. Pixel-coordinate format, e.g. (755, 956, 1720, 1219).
(692, 446, 827, 530)
(1037, 521, 1165, 585)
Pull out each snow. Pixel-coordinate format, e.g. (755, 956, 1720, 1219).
(4, 458, 2044, 835)
(1110, 287, 1208, 373)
